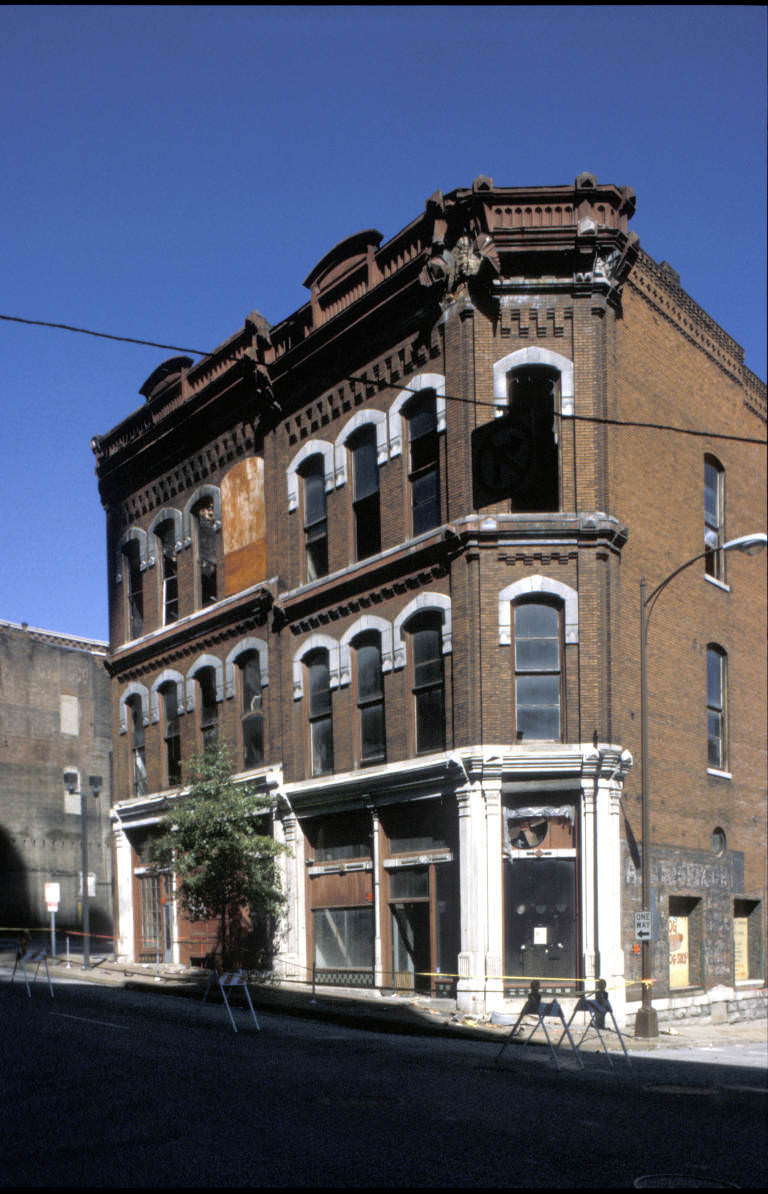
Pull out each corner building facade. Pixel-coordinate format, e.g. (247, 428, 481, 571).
(93, 174, 766, 1024)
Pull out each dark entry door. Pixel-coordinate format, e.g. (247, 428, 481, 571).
(504, 858, 576, 985)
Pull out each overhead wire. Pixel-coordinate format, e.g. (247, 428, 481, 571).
(1, 311, 765, 446)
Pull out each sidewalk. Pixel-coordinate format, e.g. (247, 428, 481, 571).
(9, 949, 766, 1058)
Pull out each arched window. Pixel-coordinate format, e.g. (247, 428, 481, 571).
(503, 366, 560, 512)
(354, 632, 386, 764)
(707, 645, 727, 769)
(126, 694, 148, 796)
(154, 518, 179, 625)
(307, 649, 334, 776)
(350, 425, 381, 560)
(122, 539, 144, 639)
(239, 650, 264, 770)
(513, 601, 562, 742)
(192, 497, 219, 606)
(408, 613, 446, 754)
(301, 454, 329, 581)
(197, 666, 219, 752)
(159, 682, 182, 786)
(407, 392, 441, 536)
(704, 456, 726, 581)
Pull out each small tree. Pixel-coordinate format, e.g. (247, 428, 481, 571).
(153, 745, 286, 969)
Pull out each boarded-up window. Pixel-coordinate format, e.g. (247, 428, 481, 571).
(221, 458, 267, 595)
(60, 694, 79, 737)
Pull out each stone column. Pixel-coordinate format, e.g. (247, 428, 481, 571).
(457, 782, 488, 1014)
(595, 775, 627, 1025)
(370, 807, 383, 990)
(113, 826, 134, 961)
(579, 775, 598, 987)
(277, 810, 306, 983)
(483, 762, 505, 1011)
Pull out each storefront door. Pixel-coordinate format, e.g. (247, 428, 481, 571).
(504, 857, 577, 987)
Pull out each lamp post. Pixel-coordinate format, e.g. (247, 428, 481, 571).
(635, 532, 766, 1038)
(64, 773, 103, 969)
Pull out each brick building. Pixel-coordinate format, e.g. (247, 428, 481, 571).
(0, 619, 113, 941)
(92, 173, 766, 1024)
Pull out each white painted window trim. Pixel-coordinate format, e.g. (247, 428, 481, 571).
(225, 637, 269, 699)
(392, 593, 452, 669)
(185, 653, 225, 712)
(388, 373, 446, 459)
(119, 682, 150, 734)
(286, 440, 336, 513)
(338, 616, 394, 685)
(150, 670, 186, 724)
(492, 348, 574, 417)
(498, 576, 579, 645)
(292, 633, 341, 700)
(116, 526, 149, 583)
(333, 409, 389, 488)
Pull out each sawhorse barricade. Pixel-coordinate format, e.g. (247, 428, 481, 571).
(202, 969, 260, 1033)
(9, 947, 54, 999)
(494, 981, 582, 1071)
(559, 979, 631, 1068)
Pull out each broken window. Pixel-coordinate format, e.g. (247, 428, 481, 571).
(161, 684, 181, 787)
(239, 651, 264, 770)
(128, 696, 147, 796)
(193, 499, 218, 606)
(197, 666, 218, 752)
(156, 520, 179, 625)
(123, 539, 144, 639)
(504, 365, 560, 512)
(301, 455, 329, 581)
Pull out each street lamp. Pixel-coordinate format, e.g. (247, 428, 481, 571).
(635, 532, 766, 1038)
(64, 772, 103, 969)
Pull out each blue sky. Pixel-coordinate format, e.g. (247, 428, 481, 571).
(1, 4, 765, 641)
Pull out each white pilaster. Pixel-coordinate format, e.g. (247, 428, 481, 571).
(457, 783, 488, 1014)
(113, 826, 135, 961)
(483, 764, 505, 1011)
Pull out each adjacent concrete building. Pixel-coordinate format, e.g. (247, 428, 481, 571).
(0, 619, 113, 941)
(92, 174, 766, 1024)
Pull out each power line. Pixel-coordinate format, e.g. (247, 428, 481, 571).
(2, 311, 764, 446)
(0, 312, 209, 357)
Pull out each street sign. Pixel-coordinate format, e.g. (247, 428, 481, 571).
(634, 909, 652, 942)
(44, 882, 60, 911)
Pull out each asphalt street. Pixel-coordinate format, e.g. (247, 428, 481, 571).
(1, 968, 766, 1188)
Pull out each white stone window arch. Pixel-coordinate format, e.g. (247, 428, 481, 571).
(388, 373, 446, 459)
(119, 682, 150, 734)
(148, 508, 183, 567)
(150, 670, 186, 724)
(333, 409, 389, 487)
(115, 526, 149, 584)
(393, 593, 452, 669)
(225, 637, 269, 699)
(339, 615, 394, 685)
(292, 633, 341, 700)
(185, 653, 225, 712)
(498, 576, 579, 645)
(182, 485, 222, 546)
(492, 348, 574, 418)
(286, 440, 336, 513)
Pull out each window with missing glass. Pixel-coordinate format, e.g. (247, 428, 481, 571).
(193, 499, 218, 606)
(198, 667, 219, 752)
(123, 540, 144, 639)
(161, 684, 181, 787)
(156, 520, 178, 625)
(128, 696, 147, 796)
(514, 601, 562, 741)
(239, 651, 264, 769)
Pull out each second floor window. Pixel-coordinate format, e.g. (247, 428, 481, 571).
(355, 633, 386, 764)
(408, 393, 441, 536)
(307, 649, 334, 776)
(240, 651, 264, 770)
(161, 685, 181, 787)
(128, 696, 147, 796)
(302, 456, 329, 581)
(707, 645, 727, 769)
(514, 602, 562, 741)
(704, 456, 725, 580)
(410, 615, 446, 754)
(198, 667, 219, 752)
